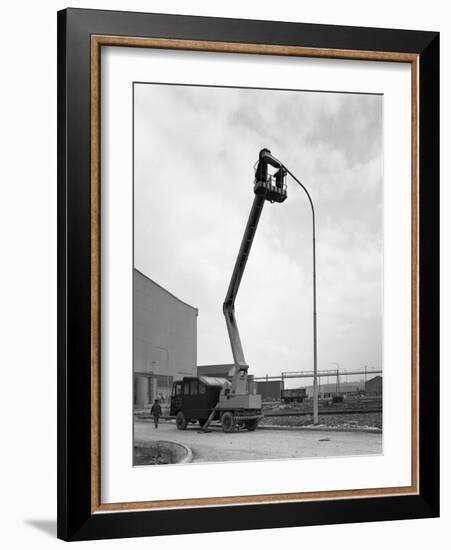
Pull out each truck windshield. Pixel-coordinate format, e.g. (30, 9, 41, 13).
(172, 383, 182, 396)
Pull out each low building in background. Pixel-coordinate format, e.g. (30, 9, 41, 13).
(365, 375, 383, 395)
(256, 380, 284, 401)
(133, 269, 198, 409)
(303, 382, 361, 399)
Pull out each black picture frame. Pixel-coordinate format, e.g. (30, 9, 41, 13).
(57, 7, 439, 541)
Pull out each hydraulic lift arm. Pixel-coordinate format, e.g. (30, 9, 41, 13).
(223, 149, 287, 395)
(223, 193, 265, 393)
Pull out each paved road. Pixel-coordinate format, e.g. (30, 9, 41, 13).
(134, 420, 382, 463)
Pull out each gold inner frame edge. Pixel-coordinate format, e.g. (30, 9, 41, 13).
(90, 35, 420, 514)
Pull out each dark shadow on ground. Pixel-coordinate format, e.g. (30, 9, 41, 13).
(25, 519, 57, 538)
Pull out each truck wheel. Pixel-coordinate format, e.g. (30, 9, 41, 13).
(176, 411, 187, 430)
(221, 412, 235, 433)
(245, 419, 259, 431)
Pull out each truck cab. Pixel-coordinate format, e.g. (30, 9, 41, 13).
(170, 376, 229, 429)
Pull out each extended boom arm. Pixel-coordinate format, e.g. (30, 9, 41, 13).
(223, 149, 287, 395)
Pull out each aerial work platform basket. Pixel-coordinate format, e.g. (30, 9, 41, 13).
(254, 174, 287, 203)
(254, 148, 287, 203)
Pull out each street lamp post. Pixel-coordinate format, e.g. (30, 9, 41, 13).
(257, 150, 319, 424)
(284, 166, 319, 425)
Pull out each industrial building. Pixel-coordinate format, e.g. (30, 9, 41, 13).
(255, 380, 284, 401)
(133, 269, 198, 409)
(365, 375, 383, 395)
(303, 382, 361, 398)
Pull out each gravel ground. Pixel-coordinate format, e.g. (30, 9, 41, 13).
(260, 412, 382, 430)
(134, 419, 382, 463)
(260, 398, 382, 430)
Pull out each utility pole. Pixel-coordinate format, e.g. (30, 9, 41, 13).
(257, 150, 319, 424)
(332, 362, 340, 397)
(284, 166, 318, 424)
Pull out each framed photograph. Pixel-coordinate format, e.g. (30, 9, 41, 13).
(57, 8, 439, 541)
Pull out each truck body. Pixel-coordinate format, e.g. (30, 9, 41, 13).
(170, 376, 262, 431)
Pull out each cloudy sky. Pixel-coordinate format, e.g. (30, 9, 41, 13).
(134, 83, 383, 383)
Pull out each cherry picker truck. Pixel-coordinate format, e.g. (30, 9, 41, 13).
(169, 149, 288, 432)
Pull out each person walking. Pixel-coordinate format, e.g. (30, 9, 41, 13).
(150, 398, 162, 429)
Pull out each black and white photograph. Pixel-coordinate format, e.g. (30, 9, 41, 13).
(0, 0, 443, 545)
(132, 82, 384, 466)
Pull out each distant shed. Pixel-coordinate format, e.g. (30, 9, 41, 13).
(255, 380, 284, 401)
(365, 375, 383, 395)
